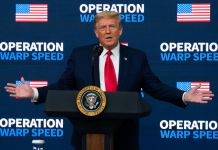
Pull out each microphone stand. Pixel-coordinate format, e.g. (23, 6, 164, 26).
(91, 45, 103, 86)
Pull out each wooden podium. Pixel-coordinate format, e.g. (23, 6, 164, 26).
(45, 90, 152, 150)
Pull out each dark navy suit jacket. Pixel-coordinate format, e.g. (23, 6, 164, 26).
(38, 44, 185, 107)
(38, 44, 186, 150)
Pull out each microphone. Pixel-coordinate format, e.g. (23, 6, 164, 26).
(92, 45, 103, 60)
(92, 45, 103, 85)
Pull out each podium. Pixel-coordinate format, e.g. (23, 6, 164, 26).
(45, 90, 152, 150)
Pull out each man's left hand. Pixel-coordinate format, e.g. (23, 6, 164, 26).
(184, 85, 214, 104)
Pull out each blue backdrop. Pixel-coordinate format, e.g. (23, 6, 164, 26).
(0, 0, 217, 149)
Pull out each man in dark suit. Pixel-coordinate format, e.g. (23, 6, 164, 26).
(5, 11, 214, 150)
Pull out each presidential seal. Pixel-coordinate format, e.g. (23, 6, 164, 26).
(76, 86, 106, 116)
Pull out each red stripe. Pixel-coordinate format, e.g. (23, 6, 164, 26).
(30, 4, 48, 6)
(178, 13, 210, 15)
(29, 12, 47, 13)
(30, 6, 47, 7)
(16, 14, 47, 16)
(177, 20, 210, 22)
(192, 6, 210, 8)
(16, 20, 48, 22)
(30, 80, 48, 82)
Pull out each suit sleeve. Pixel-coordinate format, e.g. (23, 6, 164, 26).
(37, 49, 77, 103)
(142, 54, 186, 108)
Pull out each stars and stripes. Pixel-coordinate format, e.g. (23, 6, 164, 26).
(176, 82, 210, 91)
(177, 3, 210, 22)
(15, 4, 48, 22)
(16, 80, 48, 88)
(121, 42, 129, 46)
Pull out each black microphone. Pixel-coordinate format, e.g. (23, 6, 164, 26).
(92, 45, 103, 60)
(92, 45, 103, 85)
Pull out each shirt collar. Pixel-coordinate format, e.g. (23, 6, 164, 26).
(101, 43, 120, 57)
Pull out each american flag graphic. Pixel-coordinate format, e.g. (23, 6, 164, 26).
(121, 42, 129, 46)
(16, 80, 48, 88)
(176, 82, 210, 91)
(15, 4, 48, 22)
(177, 3, 210, 22)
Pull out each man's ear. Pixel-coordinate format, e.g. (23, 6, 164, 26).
(94, 29, 99, 38)
(119, 27, 123, 36)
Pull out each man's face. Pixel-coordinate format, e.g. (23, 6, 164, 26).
(94, 18, 123, 50)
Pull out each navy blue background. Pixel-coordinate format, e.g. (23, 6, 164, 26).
(0, 0, 217, 149)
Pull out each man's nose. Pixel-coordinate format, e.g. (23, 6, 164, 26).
(105, 26, 111, 33)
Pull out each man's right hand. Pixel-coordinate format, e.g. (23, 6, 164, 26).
(4, 77, 34, 99)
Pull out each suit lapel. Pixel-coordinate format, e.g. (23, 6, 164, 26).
(118, 45, 129, 90)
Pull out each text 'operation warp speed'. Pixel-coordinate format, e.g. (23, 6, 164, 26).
(160, 120, 218, 140)
(0, 118, 64, 137)
(0, 42, 64, 61)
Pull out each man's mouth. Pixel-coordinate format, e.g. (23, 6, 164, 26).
(105, 36, 112, 40)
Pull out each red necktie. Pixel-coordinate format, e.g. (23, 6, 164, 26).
(104, 50, 117, 92)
